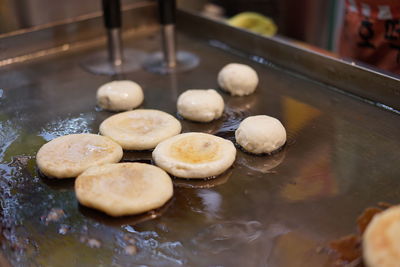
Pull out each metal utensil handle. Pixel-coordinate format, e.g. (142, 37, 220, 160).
(102, 0, 123, 66)
(158, 0, 177, 68)
(102, 0, 122, 28)
(158, 0, 176, 25)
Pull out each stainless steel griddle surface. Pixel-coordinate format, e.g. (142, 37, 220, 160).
(1, 27, 400, 266)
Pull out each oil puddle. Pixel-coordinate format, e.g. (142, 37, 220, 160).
(38, 113, 95, 141)
(236, 149, 286, 175)
(78, 198, 173, 227)
(0, 154, 41, 263)
(196, 189, 223, 220)
(179, 106, 248, 138)
(173, 169, 233, 189)
(187, 222, 296, 266)
(180, 116, 223, 135)
(0, 121, 20, 162)
(191, 220, 263, 254)
(122, 225, 188, 266)
(122, 150, 153, 164)
(215, 108, 249, 143)
(267, 230, 334, 266)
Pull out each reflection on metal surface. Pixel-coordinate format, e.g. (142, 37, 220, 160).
(180, 114, 224, 134)
(191, 220, 263, 253)
(225, 93, 259, 112)
(144, 21, 200, 74)
(0, 44, 70, 68)
(79, 199, 173, 227)
(282, 96, 322, 138)
(280, 144, 338, 202)
(197, 189, 222, 219)
(81, 49, 147, 75)
(268, 231, 333, 266)
(237, 149, 286, 174)
(144, 50, 199, 74)
(173, 169, 232, 189)
(38, 113, 95, 141)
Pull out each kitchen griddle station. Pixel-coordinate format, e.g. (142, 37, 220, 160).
(0, 1, 399, 266)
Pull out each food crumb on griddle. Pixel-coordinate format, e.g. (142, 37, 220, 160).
(329, 234, 362, 264)
(123, 234, 136, 245)
(87, 238, 101, 248)
(41, 208, 65, 225)
(58, 224, 70, 235)
(356, 207, 383, 234)
(124, 245, 138, 255)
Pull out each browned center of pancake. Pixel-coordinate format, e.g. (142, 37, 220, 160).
(170, 136, 220, 164)
(114, 116, 161, 135)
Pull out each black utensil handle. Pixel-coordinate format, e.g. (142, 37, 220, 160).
(158, 0, 176, 25)
(102, 0, 122, 29)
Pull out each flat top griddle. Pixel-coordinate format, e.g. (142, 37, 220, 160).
(0, 4, 400, 267)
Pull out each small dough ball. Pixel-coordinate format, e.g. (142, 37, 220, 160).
(99, 109, 181, 150)
(235, 115, 286, 154)
(363, 206, 400, 267)
(217, 63, 258, 96)
(36, 134, 123, 178)
(177, 89, 224, 122)
(96, 80, 144, 111)
(153, 132, 236, 179)
(75, 163, 173, 217)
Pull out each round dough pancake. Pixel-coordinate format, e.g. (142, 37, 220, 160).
(235, 115, 286, 154)
(96, 80, 144, 111)
(36, 134, 123, 179)
(75, 163, 173, 217)
(217, 63, 259, 96)
(99, 109, 182, 150)
(177, 89, 224, 122)
(363, 206, 400, 267)
(152, 132, 236, 179)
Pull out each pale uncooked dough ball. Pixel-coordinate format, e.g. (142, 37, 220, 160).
(235, 115, 286, 154)
(177, 89, 224, 122)
(363, 206, 400, 267)
(96, 80, 144, 111)
(217, 63, 258, 96)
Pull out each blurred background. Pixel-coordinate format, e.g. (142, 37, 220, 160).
(0, 0, 343, 50)
(1, 0, 399, 76)
(179, 0, 344, 52)
(0, 0, 139, 32)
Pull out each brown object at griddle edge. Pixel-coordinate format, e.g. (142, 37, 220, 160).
(356, 207, 383, 234)
(328, 203, 393, 266)
(330, 234, 362, 264)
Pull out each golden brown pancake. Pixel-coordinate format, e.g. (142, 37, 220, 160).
(152, 132, 236, 179)
(75, 163, 173, 217)
(99, 109, 181, 150)
(36, 133, 123, 179)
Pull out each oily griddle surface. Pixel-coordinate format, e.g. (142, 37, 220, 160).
(0, 30, 400, 266)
